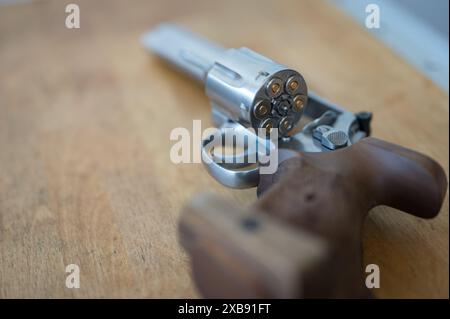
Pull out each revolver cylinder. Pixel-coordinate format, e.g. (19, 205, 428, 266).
(142, 24, 308, 137)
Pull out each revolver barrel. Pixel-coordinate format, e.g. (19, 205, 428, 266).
(141, 23, 225, 83)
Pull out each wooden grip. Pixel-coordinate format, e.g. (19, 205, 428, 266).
(179, 137, 448, 298)
(257, 137, 447, 220)
(255, 137, 447, 297)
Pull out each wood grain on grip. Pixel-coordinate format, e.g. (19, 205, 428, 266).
(255, 137, 448, 297)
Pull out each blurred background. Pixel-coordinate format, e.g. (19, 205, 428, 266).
(332, 0, 449, 92)
(2, 0, 449, 91)
(0, 0, 448, 298)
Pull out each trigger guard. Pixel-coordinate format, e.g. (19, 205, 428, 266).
(200, 122, 266, 189)
(201, 137, 260, 188)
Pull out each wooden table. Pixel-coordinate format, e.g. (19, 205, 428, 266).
(0, 0, 448, 298)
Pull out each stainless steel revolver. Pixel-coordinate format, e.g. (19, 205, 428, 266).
(141, 24, 372, 188)
(141, 24, 447, 298)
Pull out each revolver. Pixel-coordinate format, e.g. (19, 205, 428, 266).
(142, 24, 448, 298)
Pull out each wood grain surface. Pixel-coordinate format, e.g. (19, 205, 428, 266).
(0, 0, 448, 298)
